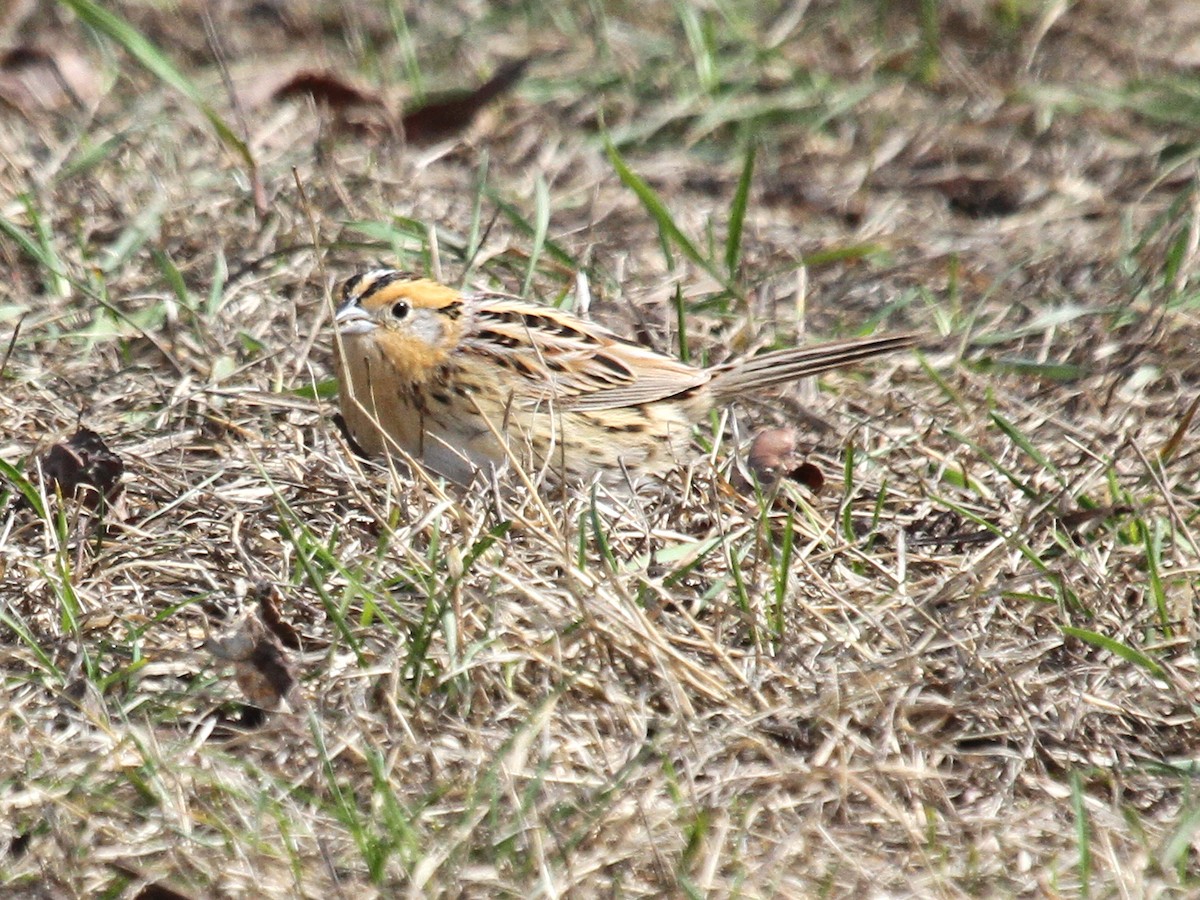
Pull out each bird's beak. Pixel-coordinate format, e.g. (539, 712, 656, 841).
(335, 304, 377, 336)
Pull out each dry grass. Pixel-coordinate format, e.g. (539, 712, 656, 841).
(3, 0, 1200, 896)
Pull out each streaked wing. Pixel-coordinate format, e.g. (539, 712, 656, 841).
(460, 295, 710, 409)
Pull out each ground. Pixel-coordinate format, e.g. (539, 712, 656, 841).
(2, 0, 1200, 897)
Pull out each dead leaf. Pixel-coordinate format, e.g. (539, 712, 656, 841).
(742, 427, 825, 493)
(747, 427, 798, 481)
(786, 461, 825, 493)
(934, 174, 1024, 218)
(400, 56, 530, 143)
(265, 66, 392, 138)
(206, 608, 298, 712)
(252, 580, 301, 650)
(0, 45, 99, 115)
(271, 69, 385, 112)
(35, 427, 124, 511)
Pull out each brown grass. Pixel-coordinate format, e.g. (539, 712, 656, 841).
(3, 1, 1200, 896)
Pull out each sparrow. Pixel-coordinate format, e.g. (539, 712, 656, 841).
(333, 269, 918, 485)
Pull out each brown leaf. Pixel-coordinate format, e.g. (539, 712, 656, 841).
(239, 637, 296, 711)
(35, 427, 124, 510)
(1159, 393, 1200, 465)
(271, 69, 385, 112)
(400, 56, 530, 144)
(934, 174, 1024, 218)
(252, 581, 302, 650)
(206, 610, 297, 712)
(786, 461, 825, 493)
(0, 45, 99, 115)
(747, 427, 799, 483)
(739, 427, 825, 495)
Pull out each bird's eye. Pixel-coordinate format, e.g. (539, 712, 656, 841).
(391, 301, 410, 320)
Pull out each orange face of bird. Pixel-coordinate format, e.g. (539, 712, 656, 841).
(335, 270, 464, 379)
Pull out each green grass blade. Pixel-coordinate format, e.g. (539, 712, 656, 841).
(486, 193, 581, 272)
(522, 175, 550, 296)
(0, 206, 70, 297)
(1161, 805, 1200, 874)
(725, 141, 755, 279)
(989, 411, 1059, 476)
(675, 0, 716, 93)
(58, 0, 254, 169)
(0, 603, 60, 676)
(462, 151, 490, 281)
(0, 457, 46, 519)
(0, 214, 48, 267)
(1060, 626, 1166, 680)
(604, 135, 723, 284)
(673, 283, 690, 363)
(1142, 520, 1171, 634)
(1069, 770, 1091, 899)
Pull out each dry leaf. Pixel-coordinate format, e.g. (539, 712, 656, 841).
(747, 427, 799, 482)
(0, 45, 99, 115)
(743, 427, 825, 493)
(252, 581, 301, 650)
(400, 56, 530, 143)
(35, 427, 124, 511)
(935, 174, 1024, 218)
(206, 609, 298, 712)
(266, 66, 391, 138)
(271, 69, 385, 112)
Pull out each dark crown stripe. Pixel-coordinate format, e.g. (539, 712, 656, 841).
(340, 269, 420, 306)
(361, 269, 411, 298)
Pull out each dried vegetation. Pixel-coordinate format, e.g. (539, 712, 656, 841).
(3, 0, 1200, 896)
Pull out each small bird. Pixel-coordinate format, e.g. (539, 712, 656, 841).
(333, 269, 918, 485)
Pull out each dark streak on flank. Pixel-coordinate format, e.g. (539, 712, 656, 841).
(554, 321, 588, 339)
(581, 412, 644, 434)
(519, 313, 553, 332)
(403, 382, 429, 413)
